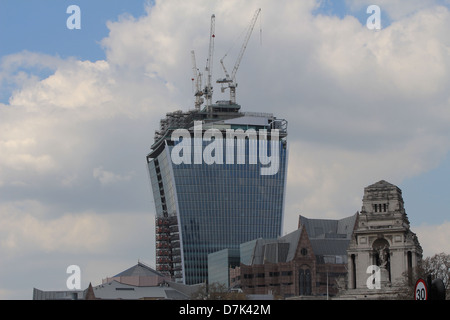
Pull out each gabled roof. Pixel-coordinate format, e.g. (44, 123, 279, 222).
(280, 228, 303, 262)
(249, 228, 303, 265)
(243, 214, 358, 266)
(113, 261, 165, 278)
(165, 280, 203, 298)
(310, 238, 350, 257)
(297, 214, 357, 260)
(93, 280, 189, 300)
(299, 213, 357, 240)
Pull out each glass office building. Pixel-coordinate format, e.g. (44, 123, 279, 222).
(207, 248, 240, 287)
(146, 102, 288, 284)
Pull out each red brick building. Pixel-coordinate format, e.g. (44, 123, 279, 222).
(230, 214, 357, 298)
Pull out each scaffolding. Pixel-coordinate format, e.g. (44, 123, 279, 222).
(155, 215, 182, 280)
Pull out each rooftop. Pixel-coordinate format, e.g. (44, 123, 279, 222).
(298, 213, 357, 240)
(147, 102, 287, 160)
(243, 213, 358, 266)
(112, 261, 165, 278)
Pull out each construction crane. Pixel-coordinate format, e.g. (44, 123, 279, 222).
(217, 8, 261, 104)
(191, 50, 204, 110)
(203, 14, 215, 110)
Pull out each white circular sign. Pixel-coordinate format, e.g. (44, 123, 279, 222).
(414, 279, 428, 300)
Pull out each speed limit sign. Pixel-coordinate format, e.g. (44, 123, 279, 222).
(414, 278, 428, 300)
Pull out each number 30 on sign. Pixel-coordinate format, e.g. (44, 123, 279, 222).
(414, 278, 428, 300)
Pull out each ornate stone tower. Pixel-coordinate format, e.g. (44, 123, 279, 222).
(344, 180, 422, 298)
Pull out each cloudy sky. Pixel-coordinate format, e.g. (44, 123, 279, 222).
(1, 0, 450, 299)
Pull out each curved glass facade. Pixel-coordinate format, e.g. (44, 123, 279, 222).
(147, 109, 288, 285)
(170, 139, 287, 284)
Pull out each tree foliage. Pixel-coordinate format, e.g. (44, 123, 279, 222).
(190, 282, 247, 300)
(398, 252, 449, 299)
(423, 252, 450, 291)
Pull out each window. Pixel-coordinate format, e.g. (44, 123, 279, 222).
(300, 248, 308, 256)
(299, 269, 312, 296)
(269, 272, 280, 277)
(351, 254, 356, 289)
(374, 203, 388, 212)
(407, 251, 413, 285)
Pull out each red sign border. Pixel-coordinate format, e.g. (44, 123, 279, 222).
(414, 278, 428, 300)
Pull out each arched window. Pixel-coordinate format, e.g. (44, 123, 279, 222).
(372, 238, 391, 282)
(299, 267, 312, 296)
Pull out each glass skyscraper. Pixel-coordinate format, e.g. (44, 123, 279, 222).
(146, 102, 288, 285)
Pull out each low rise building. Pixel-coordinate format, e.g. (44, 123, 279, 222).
(227, 180, 422, 299)
(33, 261, 200, 300)
(229, 214, 357, 298)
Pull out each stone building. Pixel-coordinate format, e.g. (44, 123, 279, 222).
(226, 180, 423, 299)
(341, 180, 423, 299)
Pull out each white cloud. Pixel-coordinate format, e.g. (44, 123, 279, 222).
(0, 138, 56, 173)
(93, 166, 134, 186)
(0, 199, 154, 259)
(0, 199, 155, 298)
(0, 201, 110, 255)
(413, 222, 450, 257)
(1, 0, 450, 298)
(10, 60, 113, 110)
(283, 133, 449, 233)
(346, 0, 439, 21)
